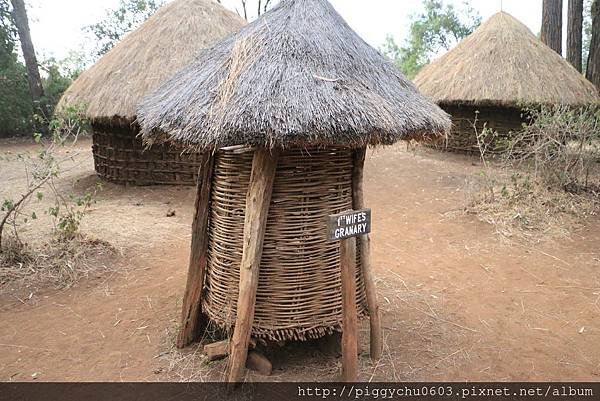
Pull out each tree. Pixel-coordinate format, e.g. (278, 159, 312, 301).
(541, 0, 564, 55)
(0, 0, 33, 136)
(85, 0, 164, 58)
(40, 56, 84, 115)
(10, 0, 46, 118)
(586, 0, 600, 88)
(380, 0, 481, 79)
(0, 1, 81, 136)
(567, 0, 584, 71)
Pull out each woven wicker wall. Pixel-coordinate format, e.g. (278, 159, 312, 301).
(203, 147, 368, 342)
(433, 105, 527, 153)
(92, 124, 202, 185)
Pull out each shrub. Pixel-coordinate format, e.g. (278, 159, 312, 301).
(506, 105, 600, 192)
(468, 105, 600, 240)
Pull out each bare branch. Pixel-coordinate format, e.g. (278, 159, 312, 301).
(0, 172, 53, 251)
(264, 0, 272, 13)
(241, 0, 248, 21)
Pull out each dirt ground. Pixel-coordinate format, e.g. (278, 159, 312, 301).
(0, 137, 599, 382)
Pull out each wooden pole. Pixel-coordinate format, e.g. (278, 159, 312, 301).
(227, 148, 279, 385)
(353, 148, 383, 361)
(340, 236, 358, 382)
(177, 152, 215, 348)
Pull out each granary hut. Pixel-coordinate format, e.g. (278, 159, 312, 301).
(138, 0, 450, 382)
(57, 0, 245, 185)
(414, 11, 600, 152)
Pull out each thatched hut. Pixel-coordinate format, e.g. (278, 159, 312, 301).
(139, 0, 450, 382)
(58, 0, 245, 185)
(414, 12, 600, 152)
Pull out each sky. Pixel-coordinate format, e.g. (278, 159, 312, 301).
(24, 0, 555, 62)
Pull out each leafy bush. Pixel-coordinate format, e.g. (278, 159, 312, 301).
(49, 103, 90, 143)
(0, 108, 93, 252)
(0, 48, 35, 136)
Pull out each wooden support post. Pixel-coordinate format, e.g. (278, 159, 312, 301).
(227, 148, 279, 385)
(353, 148, 383, 361)
(340, 237, 358, 382)
(177, 152, 215, 348)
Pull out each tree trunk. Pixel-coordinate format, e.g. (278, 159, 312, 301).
(542, 0, 564, 55)
(568, 0, 584, 71)
(10, 0, 45, 116)
(587, 0, 600, 88)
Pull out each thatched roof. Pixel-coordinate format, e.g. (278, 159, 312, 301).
(137, 0, 450, 150)
(414, 12, 600, 108)
(57, 0, 245, 124)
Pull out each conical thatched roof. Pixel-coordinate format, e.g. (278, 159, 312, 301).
(414, 12, 600, 108)
(57, 0, 245, 123)
(138, 0, 450, 150)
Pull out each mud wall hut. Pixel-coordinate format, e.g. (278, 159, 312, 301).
(138, 0, 450, 383)
(414, 12, 600, 152)
(57, 0, 245, 185)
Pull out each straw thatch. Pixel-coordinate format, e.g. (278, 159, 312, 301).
(414, 12, 600, 108)
(57, 0, 245, 123)
(138, 0, 450, 150)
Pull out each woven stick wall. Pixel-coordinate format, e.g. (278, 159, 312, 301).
(92, 124, 203, 185)
(430, 105, 527, 153)
(203, 147, 368, 342)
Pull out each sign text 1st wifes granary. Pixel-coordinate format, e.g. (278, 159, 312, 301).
(327, 209, 371, 242)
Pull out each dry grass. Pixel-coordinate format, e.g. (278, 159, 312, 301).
(157, 320, 234, 382)
(466, 166, 599, 241)
(154, 269, 473, 382)
(0, 234, 117, 291)
(461, 106, 600, 242)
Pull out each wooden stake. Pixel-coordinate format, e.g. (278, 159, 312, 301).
(340, 236, 358, 382)
(353, 147, 383, 361)
(204, 340, 230, 361)
(177, 152, 215, 348)
(203, 338, 256, 361)
(227, 148, 279, 385)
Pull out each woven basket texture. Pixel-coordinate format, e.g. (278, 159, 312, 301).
(92, 124, 202, 185)
(203, 147, 368, 341)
